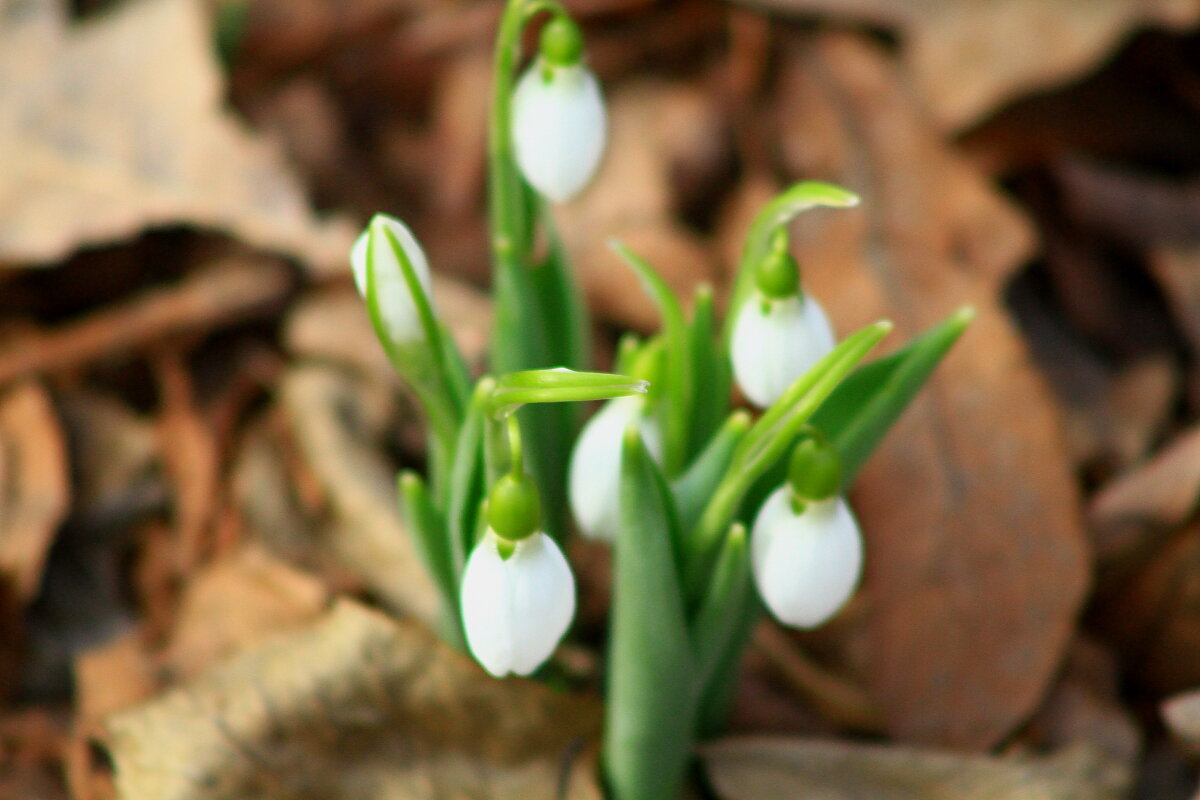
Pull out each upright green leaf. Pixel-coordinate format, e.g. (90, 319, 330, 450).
(812, 306, 974, 486)
(687, 284, 731, 458)
(606, 427, 695, 800)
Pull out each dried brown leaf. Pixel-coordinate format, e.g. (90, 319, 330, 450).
(0, 0, 354, 271)
(702, 737, 1128, 800)
(101, 599, 602, 800)
(771, 32, 1089, 749)
(734, 0, 1200, 129)
(0, 381, 69, 602)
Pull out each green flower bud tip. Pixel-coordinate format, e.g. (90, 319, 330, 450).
(788, 436, 842, 502)
(540, 15, 584, 67)
(487, 472, 542, 543)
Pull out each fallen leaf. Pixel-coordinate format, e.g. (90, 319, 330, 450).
(160, 543, 328, 681)
(1089, 426, 1200, 570)
(0, 381, 69, 602)
(733, 0, 1200, 129)
(769, 31, 1090, 749)
(702, 736, 1128, 800)
(1163, 688, 1200, 755)
(74, 631, 158, 721)
(100, 599, 602, 800)
(0, 0, 354, 271)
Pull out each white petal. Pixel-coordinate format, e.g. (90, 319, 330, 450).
(460, 531, 575, 677)
(506, 533, 576, 675)
(731, 293, 837, 408)
(460, 533, 515, 677)
(512, 62, 606, 202)
(568, 397, 662, 542)
(350, 214, 434, 346)
(751, 488, 862, 629)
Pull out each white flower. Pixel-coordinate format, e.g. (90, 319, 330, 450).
(731, 293, 836, 408)
(350, 214, 433, 346)
(460, 529, 576, 677)
(751, 487, 862, 629)
(512, 60, 606, 202)
(568, 397, 662, 542)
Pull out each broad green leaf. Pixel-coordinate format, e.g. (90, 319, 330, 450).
(606, 426, 696, 800)
(691, 524, 751, 690)
(687, 284, 731, 458)
(672, 411, 751, 534)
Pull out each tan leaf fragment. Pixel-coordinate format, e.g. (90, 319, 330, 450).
(1163, 688, 1200, 754)
(0, 381, 69, 602)
(160, 543, 329, 682)
(101, 599, 602, 800)
(702, 737, 1128, 800)
(731, 0, 1200, 129)
(0, 0, 354, 271)
(771, 32, 1089, 749)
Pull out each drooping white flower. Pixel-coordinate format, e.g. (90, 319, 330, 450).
(512, 60, 606, 203)
(350, 214, 433, 347)
(568, 397, 662, 542)
(460, 529, 576, 677)
(731, 293, 836, 409)
(750, 487, 862, 630)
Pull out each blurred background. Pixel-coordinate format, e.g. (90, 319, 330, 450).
(3, 0, 1200, 797)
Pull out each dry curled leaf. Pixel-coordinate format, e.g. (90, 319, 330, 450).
(0, 381, 69, 602)
(0, 0, 354, 271)
(101, 599, 602, 800)
(771, 31, 1089, 749)
(702, 737, 1128, 800)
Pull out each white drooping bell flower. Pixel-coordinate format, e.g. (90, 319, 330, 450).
(750, 487, 862, 629)
(568, 396, 662, 542)
(731, 292, 836, 408)
(350, 213, 434, 348)
(460, 528, 576, 677)
(511, 16, 606, 202)
(731, 230, 836, 408)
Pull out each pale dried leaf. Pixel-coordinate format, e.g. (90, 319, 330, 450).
(161, 544, 328, 681)
(772, 32, 1088, 749)
(1163, 688, 1200, 753)
(702, 737, 1128, 800)
(0, 381, 69, 601)
(0, 0, 354, 270)
(102, 600, 602, 800)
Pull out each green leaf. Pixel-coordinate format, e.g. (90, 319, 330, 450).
(611, 240, 693, 477)
(672, 411, 751, 534)
(691, 523, 751, 690)
(812, 305, 975, 486)
(488, 369, 648, 416)
(725, 181, 861, 342)
(606, 426, 696, 800)
(686, 284, 730, 458)
(445, 379, 493, 579)
(397, 471, 457, 616)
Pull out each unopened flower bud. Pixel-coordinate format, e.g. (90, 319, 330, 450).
(350, 214, 434, 347)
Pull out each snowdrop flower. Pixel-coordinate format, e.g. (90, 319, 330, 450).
(731, 232, 836, 408)
(461, 471, 576, 677)
(350, 213, 433, 347)
(751, 438, 862, 629)
(511, 17, 606, 202)
(751, 490, 862, 629)
(568, 396, 662, 542)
